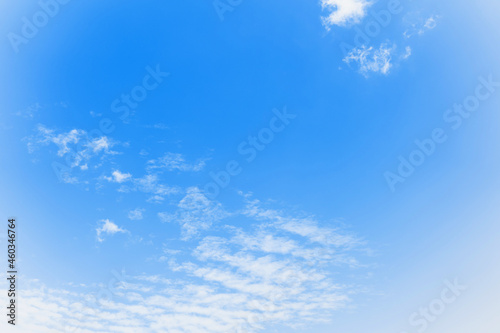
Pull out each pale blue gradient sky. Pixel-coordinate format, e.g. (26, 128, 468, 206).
(1, 0, 500, 332)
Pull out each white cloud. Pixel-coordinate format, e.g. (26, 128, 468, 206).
(106, 170, 132, 183)
(403, 14, 440, 38)
(135, 174, 179, 198)
(59, 172, 80, 185)
(152, 123, 169, 130)
(158, 187, 229, 240)
(14, 103, 42, 119)
(51, 128, 85, 157)
(147, 153, 206, 172)
(424, 16, 438, 30)
(88, 137, 114, 153)
(113, 173, 179, 202)
(147, 195, 165, 204)
(402, 46, 412, 59)
(96, 219, 128, 242)
(321, 0, 371, 30)
(26, 125, 120, 169)
(241, 194, 360, 250)
(128, 208, 145, 221)
(342, 43, 396, 76)
(11, 194, 368, 333)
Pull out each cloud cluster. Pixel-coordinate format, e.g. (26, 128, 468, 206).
(343, 43, 396, 76)
(321, 1, 440, 77)
(26, 125, 121, 183)
(28, 125, 119, 165)
(13, 194, 366, 333)
(341, 42, 414, 76)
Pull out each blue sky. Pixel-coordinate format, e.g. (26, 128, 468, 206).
(1, 0, 500, 332)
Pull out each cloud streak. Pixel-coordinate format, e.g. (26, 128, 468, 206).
(147, 153, 207, 172)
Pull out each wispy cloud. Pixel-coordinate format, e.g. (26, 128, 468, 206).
(404, 14, 441, 38)
(17, 193, 367, 333)
(89, 110, 102, 118)
(147, 153, 207, 172)
(114, 173, 180, 203)
(96, 219, 128, 242)
(342, 42, 412, 77)
(58, 172, 80, 185)
(321, 0, 371, 30)
(147, 195, 165, 204)
(134, 174, 179, 198)
(14, 103, 42, 119)
(402, 46, 412, 59)
(128, 208, 145, 221)
(241, 194, 361, 257)
(144, 123, 170, 130)
(87, 137, 116, 154)
(158, 187, 229, 240)
(26, 125, 120, 168)
(343, 43, 396, 76)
